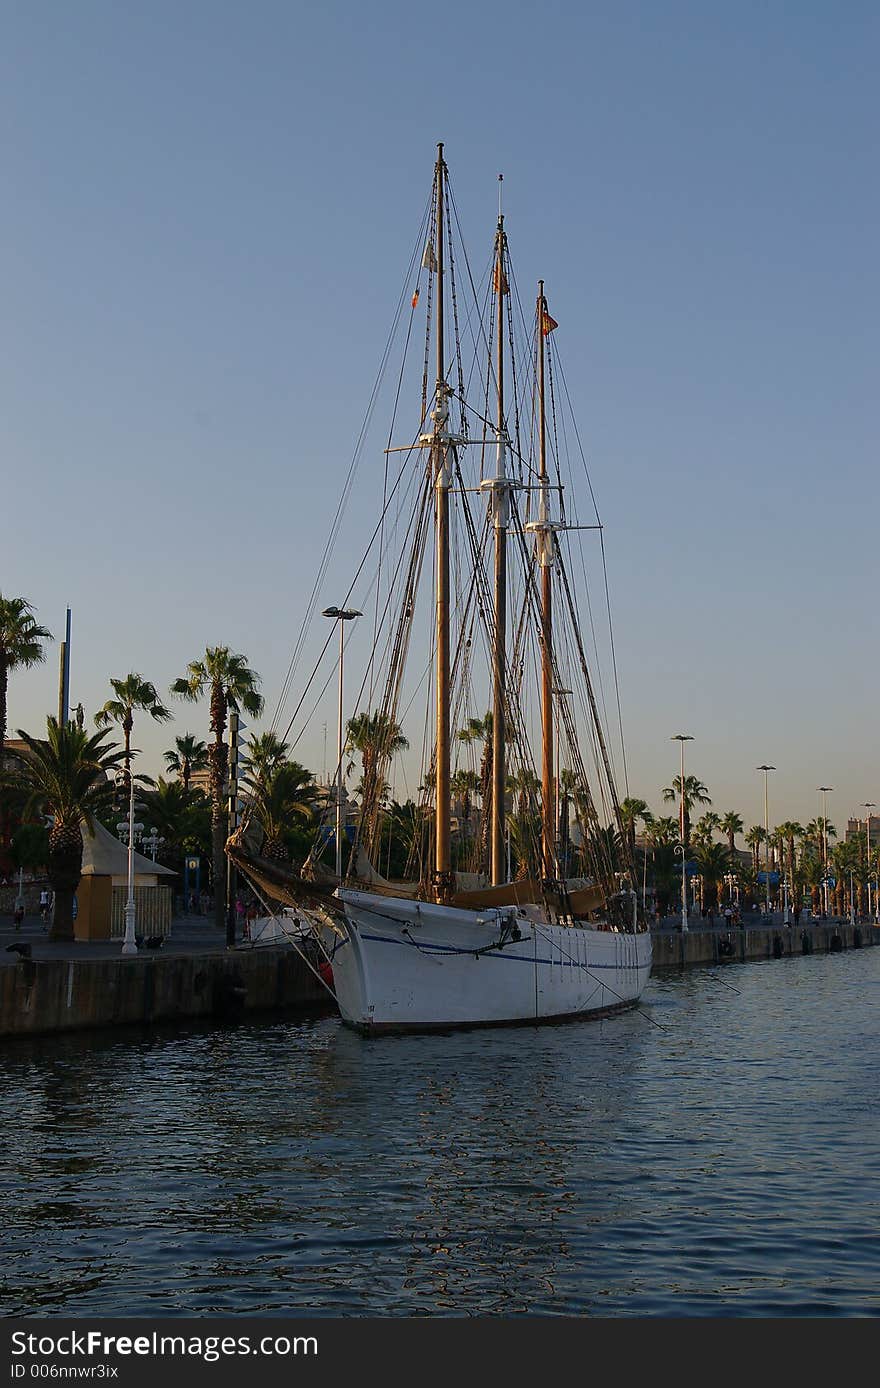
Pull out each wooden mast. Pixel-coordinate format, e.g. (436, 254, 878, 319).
(433, 144, 453, 899)
(490, 188, 508, 885)
(537, 282, 554, 880)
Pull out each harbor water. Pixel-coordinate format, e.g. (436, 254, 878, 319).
(2, 945, 878, 1317)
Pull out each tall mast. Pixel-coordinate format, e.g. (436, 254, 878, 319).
(433, 144, 453, 898)
(490, 180, 508, 885)
(537, 282, 554, 880)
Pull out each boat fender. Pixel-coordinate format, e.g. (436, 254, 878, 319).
(318, 961, 334, 988)
(829, 934, 843, 953)
(772, 935, 784, 959)
(800, 930, 812, 955)
(718, 938, 734, 958)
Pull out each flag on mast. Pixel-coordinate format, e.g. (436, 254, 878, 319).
(493, 260, 509, 295)
(422, 240, 437, 272)
(412, 288, 420, 309)
(541, 309, 558, 336)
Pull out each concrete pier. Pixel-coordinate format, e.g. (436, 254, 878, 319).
(0, 914, 329, 1039)
(651, 918, 879, 969)
(2, 912, 876, 1039)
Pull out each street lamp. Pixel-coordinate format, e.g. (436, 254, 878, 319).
(862, 803, 876, 922)
(323, 606, 362, 880)
(142, 828, 165, 862)
(118, 771, 144, 955)
(757, 765, 775, 918)
(818, 787, 832, 918)
(671, 734, 693, 933)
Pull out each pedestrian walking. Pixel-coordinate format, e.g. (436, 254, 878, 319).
(13, 902, 24, 930)
(39, 888, 50, 924)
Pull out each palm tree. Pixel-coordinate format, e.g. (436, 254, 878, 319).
(507, 766, 541, 819)
(345, 710, 408, 859)
(693, 841, 732, 913)
(773, 820, 801, 895)
(4, 719, 123, 941)
(645, 815, 680, 848)
(0, 595, 52, 751)
(451, 768, 480, 860)
(745, 824, 766, 876)
(136, 777, 211, 868)
(719, 811, 744, 860)
(95, 673, 171, 786)
(692, 810, 721, 848)
(661, 774, 710, 849)
(171, 647, 264, 931)
(163, 733, 209, 791)
(241, 731, 290, 791)
(251, 761, 317, 862)
(458, 712, 492, 869)
(619, 796, 653, 862)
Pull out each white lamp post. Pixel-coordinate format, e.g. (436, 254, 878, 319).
(120, 772, 144, 955)
(818, 787, 832, 917)
(862, 803, 875, 922)
(142, 828, 165, 862)
(757, 765, 775, 918)
(671, 734, 693, 933)
(323, 606, 361, 879)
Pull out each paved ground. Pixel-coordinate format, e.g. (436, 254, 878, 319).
(0, 912, 244, 965)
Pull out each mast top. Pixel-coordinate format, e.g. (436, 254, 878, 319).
(498, 173, 504, 225)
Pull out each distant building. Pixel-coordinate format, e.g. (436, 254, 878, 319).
(845, 815, 880, 844)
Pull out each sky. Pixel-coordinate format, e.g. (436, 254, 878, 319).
(2, 0, 877, 834)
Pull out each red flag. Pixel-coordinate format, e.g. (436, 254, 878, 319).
(412, 288, 420, 309)
(541, 309, 558, 336)
(493, 261, 509, 295)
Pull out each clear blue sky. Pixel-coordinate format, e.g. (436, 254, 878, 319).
(2, 1, 877, 832)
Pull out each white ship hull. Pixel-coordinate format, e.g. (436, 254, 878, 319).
(322, 888, 652, 1033)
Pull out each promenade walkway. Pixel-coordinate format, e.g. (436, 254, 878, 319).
(0, 912, 237, 966)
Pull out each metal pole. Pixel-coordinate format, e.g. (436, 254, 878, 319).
(323, 607, 360, 882)
(818, 787, 832, 917)
(757, 766, 775, 916)
(336, 618, 345, 880)
(122, 772, 137, 955)
(226, 709, 239, 949)
(863, 803, 875, 921)
(672, 734, 692, 933)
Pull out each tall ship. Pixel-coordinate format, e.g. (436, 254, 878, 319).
(231, 147, 652, 1032)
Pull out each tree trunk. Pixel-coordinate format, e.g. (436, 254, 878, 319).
(48, 840, 83, 943)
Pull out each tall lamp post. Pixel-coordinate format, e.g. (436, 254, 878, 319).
(757, 765, 775, 918)
(671, 734, 693, 933)
(117, 778, 144, 956)
(323, 606, 361, 879)
(818, 787, 832, 918)
(862, 803, 876, 922)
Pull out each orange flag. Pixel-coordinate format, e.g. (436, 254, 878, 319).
(412, 288, 420, 309)
(493, 261, 509, 296)
(541, 309, 558, 336)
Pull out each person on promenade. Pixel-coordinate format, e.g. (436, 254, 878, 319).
(793, 905, 801, 928)
(707, 905, 715, 927)
(723, 905, 732, 928)
(13, 902, 24, 930)
(39, 888, 50, 924)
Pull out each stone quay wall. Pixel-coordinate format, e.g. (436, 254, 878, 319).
(650, 920, 878, 969)
(0, 947, 328, 1039)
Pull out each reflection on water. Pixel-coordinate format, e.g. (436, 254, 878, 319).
(1, 948, 878, 1316)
